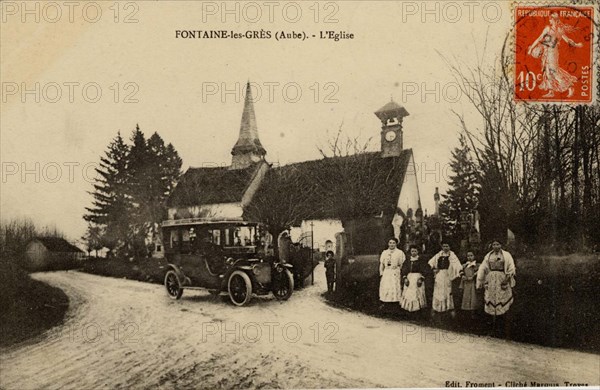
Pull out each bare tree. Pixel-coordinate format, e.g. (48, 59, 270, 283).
(440, 35, 600, 251)
(316, 121, 374, 158)
(243, 166, 319, 254)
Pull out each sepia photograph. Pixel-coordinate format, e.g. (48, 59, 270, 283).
(1, 1, 599, 389)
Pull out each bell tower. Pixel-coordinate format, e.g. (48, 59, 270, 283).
(231, 82, 267, 170)
(374, 99, 409, 157)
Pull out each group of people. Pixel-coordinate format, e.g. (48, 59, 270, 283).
(379, 238, 516, 319)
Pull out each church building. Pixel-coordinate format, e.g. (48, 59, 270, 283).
(165, 82, 423, 254)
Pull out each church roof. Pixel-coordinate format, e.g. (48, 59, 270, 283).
(167, 163, 264, 207)
(167, 149, 414, 222)
(247, 149, 413, 220)
(232, 82, 266, 156)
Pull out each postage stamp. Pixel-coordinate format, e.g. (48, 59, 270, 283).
(514, 4, 596, 104)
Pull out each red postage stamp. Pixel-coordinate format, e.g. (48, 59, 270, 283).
(514, 5, 596, 104)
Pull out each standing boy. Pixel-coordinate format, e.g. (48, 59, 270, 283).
(324, 250, 336, 294)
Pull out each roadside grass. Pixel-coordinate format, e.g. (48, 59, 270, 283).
(0, 259, 69, 348)
(331, 253, 600, 354)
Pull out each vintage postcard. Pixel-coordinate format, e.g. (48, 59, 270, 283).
(1, 1, 599, 389)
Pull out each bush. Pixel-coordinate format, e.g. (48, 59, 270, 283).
(80, 256, 168, 284)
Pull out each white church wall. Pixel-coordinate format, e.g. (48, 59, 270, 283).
(392, 152, 422, 239)
(397, 152, 421, 214)
(291, 219, 344, 251)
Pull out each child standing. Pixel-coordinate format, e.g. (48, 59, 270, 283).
(399, 245, 428, 313)
(324, 250, 336, 294)
(459, 251, 481, 317)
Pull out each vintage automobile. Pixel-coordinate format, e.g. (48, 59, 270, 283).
(161, 219, 294, 306)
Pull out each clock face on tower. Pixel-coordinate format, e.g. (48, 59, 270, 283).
(385, 130, 396, 142)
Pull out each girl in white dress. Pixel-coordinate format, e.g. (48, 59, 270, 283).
(399, 245, 428, 312)
(379, 237, 405, 303)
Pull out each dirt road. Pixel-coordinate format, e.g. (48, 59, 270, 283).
(1, 266, 598, 389)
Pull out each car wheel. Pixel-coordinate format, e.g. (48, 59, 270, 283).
(165, 270, 183, 300)
(228, 271, 252, 306)
(273, 269, 294, 301)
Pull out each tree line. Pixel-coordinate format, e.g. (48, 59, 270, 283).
(440, 47, 600, 253)
(0, 218, 64, 263)
(83, 125, 182, 258)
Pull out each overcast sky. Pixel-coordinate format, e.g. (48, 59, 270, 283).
(1, 1, 512, 242)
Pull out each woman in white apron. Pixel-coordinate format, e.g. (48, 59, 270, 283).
(428, 243, 461, 315)
(379, 237, 404, 303)
(477, 241, 516, 317)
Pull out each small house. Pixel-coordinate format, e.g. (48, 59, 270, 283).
(25, 237, 85, 271)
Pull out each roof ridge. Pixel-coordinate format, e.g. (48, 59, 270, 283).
(32, 237, 84, 253)
(274, 149, 409, 169)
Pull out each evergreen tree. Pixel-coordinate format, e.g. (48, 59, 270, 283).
(162, 142, 183, 195)
(127, 128, 182, 256)
(475, 147, 516, 245)
(126, 125, 152, 255)
(145, 132, 182, 240)
(84, 132, 130, 252)
(84, 126, 182, 258)
(439, 134, 480, 239)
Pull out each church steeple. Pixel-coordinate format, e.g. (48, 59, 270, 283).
(231, 82, 267, 169)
